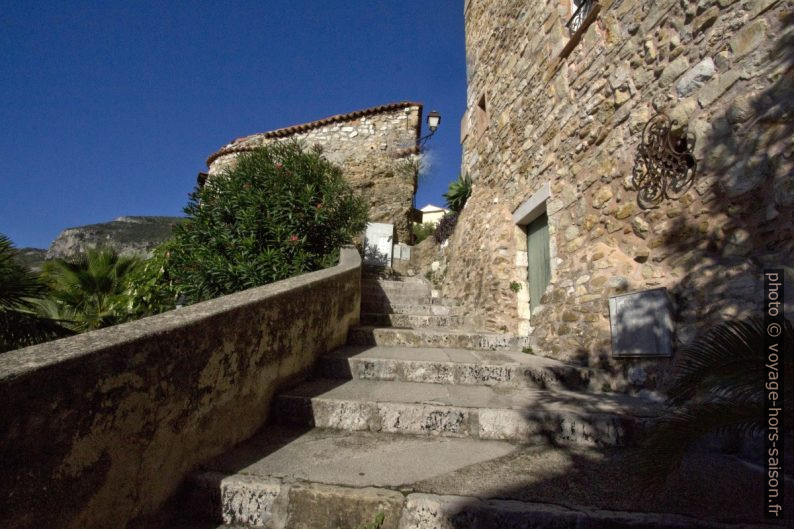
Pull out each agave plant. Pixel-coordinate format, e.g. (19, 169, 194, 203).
(638, 317, 793, 486)
(0, 234, 71, 352)
(443, 173, 472, 213)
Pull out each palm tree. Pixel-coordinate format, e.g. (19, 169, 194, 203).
(638, 317, 793, 486)
(0, 234, 71, 352)
(43, 247, 142, 332)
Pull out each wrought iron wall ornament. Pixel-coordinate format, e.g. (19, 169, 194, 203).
(631, 113, 697, 209)
(566, 0, 595, 35)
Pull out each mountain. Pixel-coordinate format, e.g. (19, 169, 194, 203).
(45, 216, 185, 261)
(13, 248, 48, 272)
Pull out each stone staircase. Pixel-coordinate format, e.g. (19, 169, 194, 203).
(161, 271, 768, 529)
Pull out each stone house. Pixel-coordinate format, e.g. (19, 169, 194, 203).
(205, 102, 423, 243)
(443, 0, 793, 386)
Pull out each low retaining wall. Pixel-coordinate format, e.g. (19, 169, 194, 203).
(0, 247, 361, 529)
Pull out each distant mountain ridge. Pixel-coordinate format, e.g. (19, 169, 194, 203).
(45, 216, 185, 260)
(13, 216, 185, 270)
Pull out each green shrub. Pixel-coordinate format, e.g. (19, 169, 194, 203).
(168, 141, 369, 303)
(411, 222, 436, 244)
(120, 242, 179, 320)
(443, 173, 472, 213)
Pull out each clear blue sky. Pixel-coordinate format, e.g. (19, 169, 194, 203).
(0, 1, 466, 249)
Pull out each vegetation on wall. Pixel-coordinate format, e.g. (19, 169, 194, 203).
(166, 141, 369, 303)
(443, 172, 472, 213)
(0, 234, 72, 352)
(433, 212, 459, 244)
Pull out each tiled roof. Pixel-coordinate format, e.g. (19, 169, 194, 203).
(206, 101, 423, 167)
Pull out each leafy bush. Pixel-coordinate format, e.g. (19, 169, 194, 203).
(0, 234, 72, 352)
(443, 173, 472, 213)
(433, 212, 458, 244)
(168, 141, 369, 303)
(41, 248, 142, 332)
(411, 222, 436, 244)
(120, 242, 179, 320)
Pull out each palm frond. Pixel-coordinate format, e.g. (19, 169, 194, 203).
(0, 234, 48, 310)
(667, 318, 793, 404)
(0, 308, 74, 353)
(636, 317, 794, 489)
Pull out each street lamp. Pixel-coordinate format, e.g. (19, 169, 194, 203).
(427, 110, 441, 132)
(420, 109, 442, 146)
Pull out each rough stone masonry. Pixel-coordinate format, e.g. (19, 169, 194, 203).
(206, 102, 423, 243)
(445, 0, 793, 389)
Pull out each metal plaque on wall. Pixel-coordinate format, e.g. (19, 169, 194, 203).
(608, 287, 674, 357)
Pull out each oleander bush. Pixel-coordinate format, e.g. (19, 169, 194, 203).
(167, 141, 369, 303)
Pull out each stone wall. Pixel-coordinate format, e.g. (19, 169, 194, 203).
(206, 103, 423, 243)
(446, 0, 793, 388)
(0, 247, 361, 529)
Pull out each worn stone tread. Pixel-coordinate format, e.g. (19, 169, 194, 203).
(273, 378, 659, 445)
(276, 378, 659, 416)
(317, 345, 589, 389)
(347, 326, 534, 350)
(197, 424, 518, 489)
(359, 303, 461, 316)
(359, 313, 465, 328)
(182, 447, 783, 528)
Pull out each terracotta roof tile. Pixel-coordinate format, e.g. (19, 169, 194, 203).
(206, 101, 423, 167)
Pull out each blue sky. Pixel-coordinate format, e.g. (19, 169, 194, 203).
(0, 1, 466, 249)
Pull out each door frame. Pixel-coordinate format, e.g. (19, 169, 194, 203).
(512, 182, 556, 336)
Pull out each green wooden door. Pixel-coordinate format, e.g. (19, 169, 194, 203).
(527, 213, 551, 312)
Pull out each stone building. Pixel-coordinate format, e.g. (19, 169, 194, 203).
(444, 0, 793, 386)
(205, 102, 423, 242)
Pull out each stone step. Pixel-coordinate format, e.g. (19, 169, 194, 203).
(316, 345, 589, 390)
(273, 378, 659, 446)
(359, 313, 464, 328)
(361, 299, 460, 314)
(362, 287, 432, 300)
(360, 293, 433, 306)
(182, 425, 519, 528)
(360, 302, 461, 316)
(173, 425, 778, 528)
(347, 326, 532, 351)
(362, 278, 430, 288)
